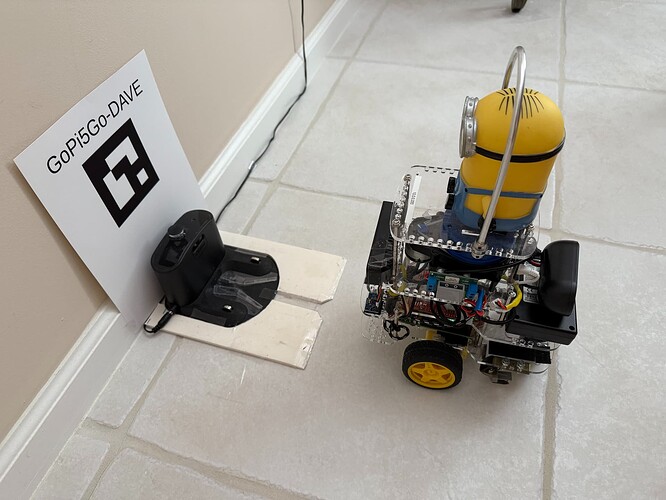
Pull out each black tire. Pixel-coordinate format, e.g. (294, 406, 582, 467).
(402, 340, 463, 390)
(511, 0, 528, 12)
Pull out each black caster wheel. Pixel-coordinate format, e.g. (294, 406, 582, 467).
(511, 0, 528, 12)
(402, 340, 463, 390)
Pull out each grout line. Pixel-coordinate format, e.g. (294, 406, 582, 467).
(78, 419, 315, 500)
(249, 178, 666, 258)
(556, 229, 666, 255)
(241, 56, 361, 233)
(274, 181, 384, 205)
(326, 54, 351, 61)
(350, 0, 390, 60)
(342, 54, 665, 96)
(541, 351, 562, 500)
(352, 55, 560, 83)
(243, 0, 389, 236)
(78, 333, 312, 500)
(249, 175, 666, 259)
(563, 78, 666, 95)
(79, 336, 184, 499)
(252, 178, 271, 185)
(547, 0, 666, 260)
(241, 94, 334, 234)
(552, 0, 567, 235)
(112, 335, 183, 430)
(219, 1, 358, 236)
(543, 4, 565, 496)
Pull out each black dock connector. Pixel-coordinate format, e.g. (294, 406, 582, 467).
(365, 201, 395, 286)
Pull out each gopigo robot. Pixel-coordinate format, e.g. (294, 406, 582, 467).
(362, 47, 579, 389)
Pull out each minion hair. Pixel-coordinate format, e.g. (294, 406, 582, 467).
(496, 88, 543, 118)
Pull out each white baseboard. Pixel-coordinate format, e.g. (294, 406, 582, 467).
(200, 0, 355, 215)
(0, 303, 136, 499)
(0, 1, 356, 498)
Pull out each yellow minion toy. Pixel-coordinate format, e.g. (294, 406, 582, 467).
(452, 84, 564, 232)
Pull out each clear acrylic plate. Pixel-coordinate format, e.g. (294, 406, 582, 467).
(389, 165, 539, 260)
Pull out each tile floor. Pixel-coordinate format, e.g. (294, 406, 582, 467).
(33, 0, 666, 498)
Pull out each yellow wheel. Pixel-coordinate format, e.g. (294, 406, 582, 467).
(402, 340, 463, 390)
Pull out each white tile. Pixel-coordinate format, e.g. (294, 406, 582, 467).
(538, 231, 552, 248)
(329, 0, 387, 58)
(130, 188, 550, 499)
(553, 242, 666, 498)
(129, 279, 549, 499)
(250, 58, 346, 181)
(358, 0, 562, 80)
(216, 180, 269, 233)
(559, 84, 666, 248)
(566, 1, 666, 90)
(91, 449, 261, 500)
(282, 62, 493, 201)
(282, 61, 559, 209)
(247, 187, 381, 256)
(32, 434, 109, 500)
(88, 332, 174, 428)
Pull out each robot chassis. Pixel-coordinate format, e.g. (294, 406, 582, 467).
(362, 47, 579, 389)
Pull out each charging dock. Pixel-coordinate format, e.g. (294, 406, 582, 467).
(146, 231, 345, 369)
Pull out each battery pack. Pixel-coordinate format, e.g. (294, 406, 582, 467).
(506, 292, 578, 345)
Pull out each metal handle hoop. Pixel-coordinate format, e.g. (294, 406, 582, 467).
(473, 46, 527, 257)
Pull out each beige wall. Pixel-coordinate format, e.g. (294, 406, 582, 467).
(0, 0, 334, 442)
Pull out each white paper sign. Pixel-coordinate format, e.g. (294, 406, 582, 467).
(15, 51, 207, 327)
